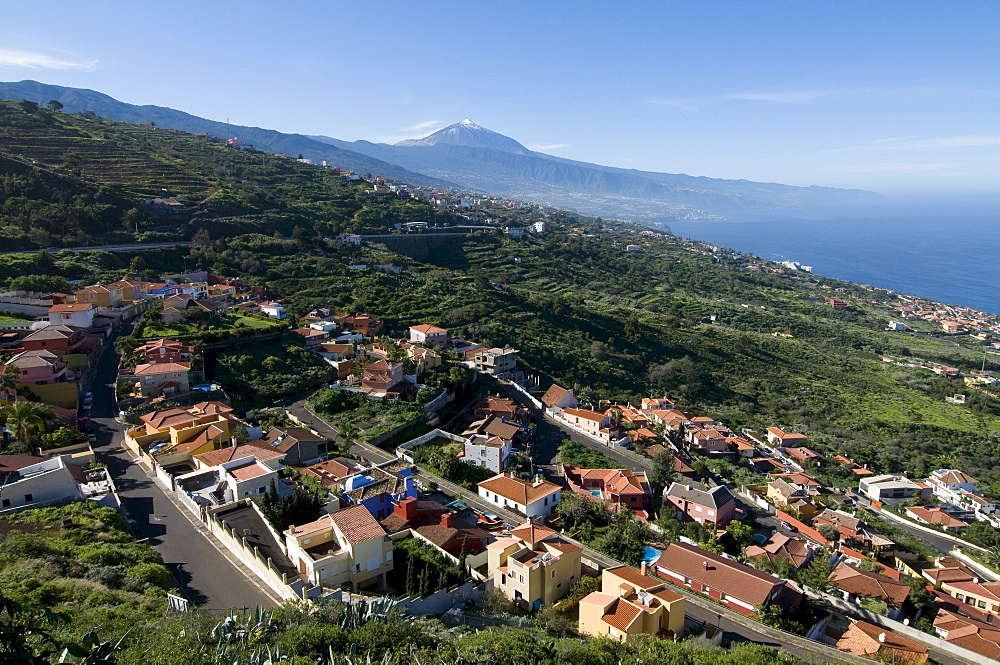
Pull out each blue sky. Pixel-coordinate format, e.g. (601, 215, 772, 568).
(2, 1, 998, 193)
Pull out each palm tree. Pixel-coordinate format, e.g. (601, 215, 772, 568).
(0, 401, 50, 449)
(0, 365, 19, 399)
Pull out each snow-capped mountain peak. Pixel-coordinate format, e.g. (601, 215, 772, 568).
(395, 120, 528, 153)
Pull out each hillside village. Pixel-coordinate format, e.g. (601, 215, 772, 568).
(3, 226, 1000, 663)
(3, 101, 1000, 663)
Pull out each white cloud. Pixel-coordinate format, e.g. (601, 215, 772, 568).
(0, 48, 97, 71)
(404, 120, 439, 132)
(527, 143, 569, 152)
(831, 162, 959, 174)
(831, 135, 1000, 153)
(645, 86, 999, 112)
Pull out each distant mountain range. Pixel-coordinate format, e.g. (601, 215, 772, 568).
(0, 80, 882, 222)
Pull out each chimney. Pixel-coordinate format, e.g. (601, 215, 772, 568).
(878, 632, 886, 643)
(640, 561, 648, 576)
(440, 512, 453, 528)
(398, 496, 418, 521)
(702, 560, 709, 570)
(533, 475, 544, 487)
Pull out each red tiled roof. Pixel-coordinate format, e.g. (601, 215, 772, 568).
(830, 563, 910, 606)
(193, 444, 285, 467)
(478, 474, 560, 504)
(409, 324, 447, 334)
(658, 542, 785, 606)
(541, 384, 569, 406)
(509, 522, 556, 545)
(330, 504, 386, 545)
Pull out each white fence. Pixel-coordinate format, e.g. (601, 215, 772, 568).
(395, 428, 466, 462)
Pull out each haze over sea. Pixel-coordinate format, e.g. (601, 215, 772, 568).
(669, 198, 999, 316)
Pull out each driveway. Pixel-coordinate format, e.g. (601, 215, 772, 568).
(89, 343, 278, 610)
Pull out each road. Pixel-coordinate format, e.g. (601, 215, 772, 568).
(0, 241, 193, 256)
(89, 342, 277, 610)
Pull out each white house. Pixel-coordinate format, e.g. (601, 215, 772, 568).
(409, 324, 448, 346)
(463, 434, 512, 474)
(47, 303, 95, 329)
(540, 384, 579, 412)
(859, 474, 926, 506)
(927, 469, 978, 504)
(888, 321, 906, 331)
(477, 473, 561, 518)
(0, 456, 84, 512)
(260, 302, 287, 319)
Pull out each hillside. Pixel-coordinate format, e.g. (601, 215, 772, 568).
(0, 79, 459, 189)
(1, 100, 997, 491)
(0, 99, 454, 249)
(0, 81, 882, 224)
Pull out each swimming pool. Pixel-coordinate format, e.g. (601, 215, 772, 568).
(642, 546, 661, 563)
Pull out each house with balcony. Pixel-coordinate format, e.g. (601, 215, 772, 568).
(338, 312, 383, 337)
(3, 350, 73, 385)
(360, 360, 409, 398)
(933, 609, 1000, 660)
(283, 505, 393, 591)
(131, 362, 191, 398)
(177, 452, 289, 505)
(663, 482, 736, 527)
(478, 473, 561, 518)
(488, 522, 582, 610)
(578, 565, 685, 642)
(462, 435, 513, 474)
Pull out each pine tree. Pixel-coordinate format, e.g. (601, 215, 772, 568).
(405, 557, 416, 597)
(418, 565, 430, 598)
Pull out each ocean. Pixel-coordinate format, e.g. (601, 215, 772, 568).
(669, 200, 999, 315)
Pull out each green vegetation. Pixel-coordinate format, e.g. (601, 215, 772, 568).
(138, 310, 284, 342)
(389, 537, 467, 598)
(558, 439, 623, 469)
(212, 333, 333, 411)
(307, 387, 425, 443)
(256, 480, 325, 532)
(411, 438, 494, 489)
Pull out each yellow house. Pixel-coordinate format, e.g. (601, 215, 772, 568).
(939, 578, 1000, 617)
(487, 522, 582, 610)
(283, 505, 393, 592)
(75, 283, 125, 309)
(578, 565, 686, 641)
(766, 478, 808, 508)
(123, 401, 237, 466)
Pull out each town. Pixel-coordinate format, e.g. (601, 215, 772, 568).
(2, 238, 999, 665)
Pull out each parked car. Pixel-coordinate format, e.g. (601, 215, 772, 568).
(780, 521, 798, 532)
(86, 434, 97, 443)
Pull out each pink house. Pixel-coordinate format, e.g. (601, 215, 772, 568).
(663, 482, 737, 527)
(561, 408, 615, 442)
(3, 350, 73, 385)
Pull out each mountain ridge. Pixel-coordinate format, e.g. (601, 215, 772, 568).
(0, 80, 882, 222)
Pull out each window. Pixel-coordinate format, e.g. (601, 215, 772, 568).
(551, 570, 556, 578)
(355, 564, 361, 572)
(24, 494, 32, 502)
(259, 487, 266, 494)
(501, 573, 507, 585)
(979, 600, 988, 609)
(956, 594, 965, 601)
(1, 499, 8, 508)
(385, 551, 392, 562)
(701, 584, 710, 593)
